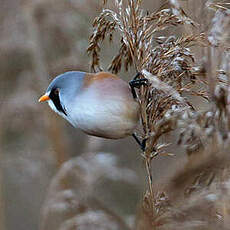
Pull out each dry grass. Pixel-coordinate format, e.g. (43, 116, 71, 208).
(40, 151, 137, 230)
(86, 0, 230, 229)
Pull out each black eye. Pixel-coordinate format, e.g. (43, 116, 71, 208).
(54, 88, 59, 95)
(49, 88, 67, 116)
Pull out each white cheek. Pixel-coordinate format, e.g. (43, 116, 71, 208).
(48, 100, 59, 114)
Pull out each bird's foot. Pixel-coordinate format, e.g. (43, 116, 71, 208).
(129, 73, 148, 99)
(132, 133, 147, 151)
(133, 72, 143, 81)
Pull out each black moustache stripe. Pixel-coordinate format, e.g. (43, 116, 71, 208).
(49, 89, 67, 116)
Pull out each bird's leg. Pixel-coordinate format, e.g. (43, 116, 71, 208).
(132, 133, 147, 151)
(129, 72, 148, 99)
(130, 73, 148, 150)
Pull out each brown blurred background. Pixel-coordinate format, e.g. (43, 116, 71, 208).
(0, 0, 215, 230)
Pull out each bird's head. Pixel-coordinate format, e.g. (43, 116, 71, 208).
(39, 71, 85, 118)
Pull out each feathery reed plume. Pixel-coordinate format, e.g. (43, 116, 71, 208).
(40, 152, 136, 230)
(88, 0, 209, 215)
(88, 0, 230, 228)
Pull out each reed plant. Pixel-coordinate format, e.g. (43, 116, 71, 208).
(87, 0, 230, 229)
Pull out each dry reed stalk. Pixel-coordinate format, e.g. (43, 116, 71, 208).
(88, 0, 209, 217)
(153, 141, 230, 230)
(88, 0, 230, 228)
(40, 152, 136, 230)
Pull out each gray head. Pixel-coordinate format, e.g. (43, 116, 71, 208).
(41, 71, 85, 116)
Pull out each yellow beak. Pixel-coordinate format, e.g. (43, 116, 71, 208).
(38, 94, 50, 102)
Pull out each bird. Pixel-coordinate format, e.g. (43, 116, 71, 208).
(39, 71, 146, 148)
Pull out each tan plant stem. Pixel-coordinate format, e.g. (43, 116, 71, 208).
(145, 154, 155, 216)
(139, 87, 155, 214)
